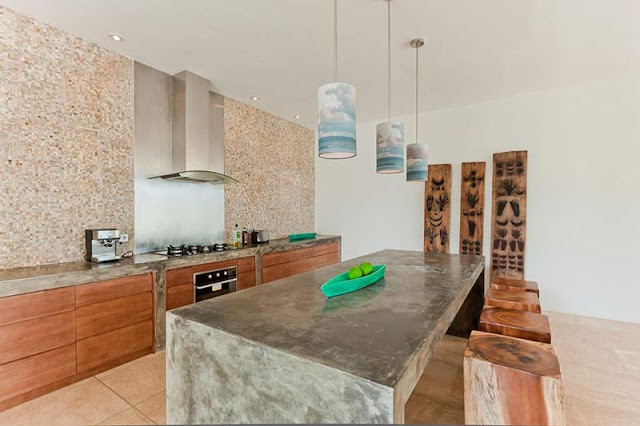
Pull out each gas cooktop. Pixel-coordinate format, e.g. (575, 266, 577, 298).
(156, 243, 237, 257)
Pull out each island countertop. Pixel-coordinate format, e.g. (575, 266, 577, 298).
(166, 249, 485, 424)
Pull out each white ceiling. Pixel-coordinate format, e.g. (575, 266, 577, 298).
(4, 0, 640, 129)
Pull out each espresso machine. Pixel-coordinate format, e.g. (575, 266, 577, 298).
(85, 229, 122, 263)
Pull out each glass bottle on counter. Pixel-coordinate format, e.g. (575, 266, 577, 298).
(242, 227, 248, 246)
(233, 224, 242, 248)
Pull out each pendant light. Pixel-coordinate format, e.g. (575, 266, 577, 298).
(318, 0, 357, 159)
(376, 0, 404, 174)
(406, 38, 428, 182)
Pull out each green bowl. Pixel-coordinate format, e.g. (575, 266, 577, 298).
(321, 264, 386, 298)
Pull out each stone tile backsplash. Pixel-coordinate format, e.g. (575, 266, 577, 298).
(0, 6, 134, 268)
(224, 99, 315, 242)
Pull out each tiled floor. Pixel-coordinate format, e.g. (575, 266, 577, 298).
(1, 311, 639, 425)
(0, 352, 166, 426)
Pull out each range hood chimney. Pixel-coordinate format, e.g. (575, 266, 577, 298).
(150, 71, 237, 184)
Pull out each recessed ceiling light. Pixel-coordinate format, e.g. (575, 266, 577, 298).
(251, 96, 259, 101)
(108, 33, 124, 42)
(294, 115, 301, 119)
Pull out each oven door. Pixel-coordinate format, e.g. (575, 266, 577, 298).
(194, 267, 237, 302)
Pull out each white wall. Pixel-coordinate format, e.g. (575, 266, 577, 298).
(316, 73, 640, 324)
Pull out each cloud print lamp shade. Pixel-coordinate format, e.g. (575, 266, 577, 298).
(376, 121, 404, 173)
(407, 143, 428, 182)
(406, 38, 428, 182)
(318, 82, 357, 158)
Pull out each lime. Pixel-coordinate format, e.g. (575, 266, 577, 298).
(359, 262, 373, 276)
(348, 267, 363, 280)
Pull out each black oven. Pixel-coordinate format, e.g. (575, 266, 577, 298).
(193, 266, 237, 302)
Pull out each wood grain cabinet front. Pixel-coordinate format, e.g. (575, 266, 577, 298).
(166, 266, 194, 310)
(0, 344, 76, 404)
(74, 274, 154, 373)
(0, 287, 77, 407)
(165, 256, 257, 310)
(76, 320, 153, 373)
(261, 243, 340, 284)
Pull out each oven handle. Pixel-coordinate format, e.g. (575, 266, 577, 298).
(195, 278, 237, 290)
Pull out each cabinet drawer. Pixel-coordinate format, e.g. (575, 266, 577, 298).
(262, 243, 339, 268)
(0, 344, 75, 403)
(76, 274, 152, 307)
(193, 260, 235, 274)
(0, 310, 75, 365)
(166, 284, 194, 311)
(237, 270, 256, 291)
(76, 292, 152, 340)
(237, 256, 256, 273)
(262, 251, 340, 284)
(77, 320, 153, 373)
(166, 267, 194, 288)
(0, 287, 75, 326)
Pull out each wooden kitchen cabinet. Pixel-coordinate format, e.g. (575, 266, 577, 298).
(261, 243, 340, 284)
(0, 287, 76, 408)
(166, 266, 194, 310)
(0, 286, 75, 325)
(0, 344, 76, 404)
(167, 283, 194, 310)
(74, 274, 154, 373)
(76, 320, 153, 373)
(76, 292, 152, 340)
(165, 256, 257, 311)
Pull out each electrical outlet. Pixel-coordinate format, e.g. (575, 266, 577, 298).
(119, 233, 129, 243)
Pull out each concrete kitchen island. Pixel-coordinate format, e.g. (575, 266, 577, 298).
(166, 250, 484, 424)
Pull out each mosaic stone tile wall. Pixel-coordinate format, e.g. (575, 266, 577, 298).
(224, 98, 315, 241)
(0, 6, 135, 268)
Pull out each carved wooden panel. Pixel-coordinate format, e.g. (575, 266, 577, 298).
(490, 151, 527, 279)
(424, 164, 452, 253)
(459, 162, 486, 256)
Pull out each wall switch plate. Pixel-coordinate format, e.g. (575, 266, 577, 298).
(119, 234, 129, 243)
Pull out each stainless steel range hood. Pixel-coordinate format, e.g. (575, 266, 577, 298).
(149, 71, 237, 184)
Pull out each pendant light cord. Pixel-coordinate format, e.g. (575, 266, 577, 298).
(387, 0, 391, 122)
(334, 0, 338, 82)
(415, 42, 419, 144)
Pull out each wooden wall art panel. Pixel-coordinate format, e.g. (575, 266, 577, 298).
(490, 151, 527, 279)
(424, 164, 452, 253)
(459, 162, 486, 256)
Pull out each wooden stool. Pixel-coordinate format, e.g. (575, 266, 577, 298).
(491, 277, 539, 296)
(485, 288, 541, 313)
(480, 306, 551, 343)
(464, 331, 565, 425)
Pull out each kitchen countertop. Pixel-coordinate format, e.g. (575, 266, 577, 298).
(0, 235, 340, 297)
(166, 249, 485, 423)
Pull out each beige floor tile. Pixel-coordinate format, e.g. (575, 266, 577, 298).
(0, 377, 129, 426)
(405, 393, 464, 425)
(96, 351, 166, 405)
(98, 407, 155, 425)
(135, 390, 166, 425)
(411, 356, 464, 410)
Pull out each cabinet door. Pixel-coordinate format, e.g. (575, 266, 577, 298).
(76, 274, 152, 307)
(262, 243, 340, 283)
(166, 284, 194, 310)
(0, 344, 76, 404)
(0, 287, 75, 326)
(76, 292, 152, 340)
(166, 266, 194, 288)
(75, 273, 154, 373)
(76, 321, 153, 373)
(237, 270, 256, 291)
(0, 311, 75, 365)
